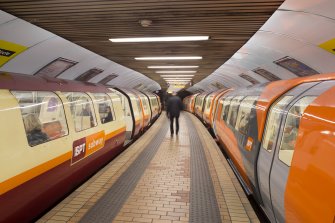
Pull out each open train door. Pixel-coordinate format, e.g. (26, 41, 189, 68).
(110, 88, 135, 145)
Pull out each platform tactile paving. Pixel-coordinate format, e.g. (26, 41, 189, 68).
(37, 112, 259, 223)
(37, 115, 168, 223)
(189, 113, 259, 223)
(185, 115, 222, 223)
(79, 118, 169, 223)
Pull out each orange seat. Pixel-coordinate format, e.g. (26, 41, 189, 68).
(43, 121, 63, 139)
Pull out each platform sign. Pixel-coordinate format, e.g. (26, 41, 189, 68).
(319, 38, 335, 55)
(0, 40, 27, 67)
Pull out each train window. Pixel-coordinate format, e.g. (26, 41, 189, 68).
(227, 96, 244, 127)
(11, 91, 69, 147)
(141, 96, 149, 111)
(235, 96, 258, 134)
(152, 98, 157, 107)
(91, 93, 116, 124)
(206, 96, 213, 109)
(221, 96, 233, 121)
(64, 92, 97, 132)
(278, 96, 316, 166)
(262, 96, 293, 151)
(136, 99, 142, 113)
(114, 91, 128, 116)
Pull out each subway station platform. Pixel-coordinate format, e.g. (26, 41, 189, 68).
(37, 112, 259, 223)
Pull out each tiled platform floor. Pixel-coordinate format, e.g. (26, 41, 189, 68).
(38, 112, 259, 223)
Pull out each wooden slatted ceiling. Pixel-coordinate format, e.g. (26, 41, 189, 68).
(0, 0, 284, 88)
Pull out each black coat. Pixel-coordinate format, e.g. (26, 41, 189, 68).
(27, 129, 48, 146)
(104, 112, 113, 123)
(166, 96, 183, 117)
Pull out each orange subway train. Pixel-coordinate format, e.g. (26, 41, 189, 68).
(0, 72, 161, 223)
(184, 73, 335, 223)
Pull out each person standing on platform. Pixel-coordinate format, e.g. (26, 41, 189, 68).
(166, 92, 183, 136)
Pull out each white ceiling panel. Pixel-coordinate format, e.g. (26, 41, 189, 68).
(0, 18, 55, 46)
(261, 10, 335, 44)
(0, 10, 15, 24)
(191, 1, 335, 92)
(227, 58, 261, 71)
(291, 45, 335, 73)
(279, 0, 335, 20)
(1, 37, 91, 74)
(0, 10, 160, 91)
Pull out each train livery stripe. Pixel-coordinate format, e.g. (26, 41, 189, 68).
(0, 152, 72, 195)
(105, 127, 126, 141)
(0, 127, 125, 196)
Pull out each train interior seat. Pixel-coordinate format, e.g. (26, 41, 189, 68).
(42, 121, 63, 139)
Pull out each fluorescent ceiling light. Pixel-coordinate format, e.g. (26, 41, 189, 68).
(163, 76, 193, 78)
(166, 81, 190, 84)
(166, 80, 191, 82)
(135, 56, 202, 60)
(156, 70, 196, 74)
(164, 78, 192, 80)
(110, 36, 209, 42)
(148, 65, 199, 69)
(160, 75, 194, 77)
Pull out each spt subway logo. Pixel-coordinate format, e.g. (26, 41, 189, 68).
(72, 131, 105, 164)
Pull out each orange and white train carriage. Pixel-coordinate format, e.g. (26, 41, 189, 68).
(184, 73, 335, 223)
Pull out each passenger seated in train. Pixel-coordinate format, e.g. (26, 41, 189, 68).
(42, 121, 63, 140)
(23, 114, 49, 146)
(282, 107, 300, 150)
(103, 106, 113, 123)
(229, 109, 237, 126)
(238, 111, 249, 134)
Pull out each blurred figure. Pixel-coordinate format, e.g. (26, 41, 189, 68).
(81, 103, 95, 127)
(81, 103, 91, 116)
(23, 114, 48, 146)
(104, 106, 113, 123)
(166, 92, 183, 136)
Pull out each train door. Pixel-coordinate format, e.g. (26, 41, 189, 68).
(256, 82, 321, 222)
(132, 96, 143, 134)
(142, 93, 153, 123)
(155, 95, 161, 113)
(212, 97, 224, 137)
(110, 89, 134, 145)
(269, 81, 335, 223)
(203, 94, 213, 123)
(210, 90, 229, 127)
(140, 94, 151, 127)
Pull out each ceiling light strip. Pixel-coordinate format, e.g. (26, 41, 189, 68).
(163, 78, 193, 80)
(135, 56, 202, 60)
(160, 75, 194, 77)
(156, 70, 196, 74)
(148, 66, 199, 69)
(165, 80, 191, 83)
(110, 36, 209, 42)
